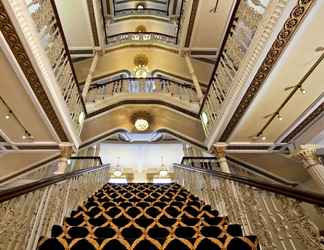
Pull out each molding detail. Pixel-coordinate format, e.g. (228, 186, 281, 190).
(220, 0, 315, 141)
(0, 2, 68, 141)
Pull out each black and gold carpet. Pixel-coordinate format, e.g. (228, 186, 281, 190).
(38, 183, 259, 249)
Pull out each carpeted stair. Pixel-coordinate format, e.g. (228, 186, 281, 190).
(38, 183, 259, 249)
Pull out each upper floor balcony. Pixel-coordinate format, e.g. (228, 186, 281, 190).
(85, 77, 200, 114)
(106, 32, 177, 47)
(114, 8, 169, 18)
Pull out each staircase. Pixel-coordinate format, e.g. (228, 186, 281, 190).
(37, 183, 259, 250)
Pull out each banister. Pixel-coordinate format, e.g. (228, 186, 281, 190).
(174, 164, 324, 207)
(70, 156, 103, 166)
(199, 0, 241, 114)
(107, 32, 176, 39)
(114, 8, 167, 14)
(0, 164, 110, 203)
(180, 156, 298, 186)
(49, 0, 87, 116)
(89, 77, 196, 90)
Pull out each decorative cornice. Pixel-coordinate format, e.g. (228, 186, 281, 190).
(0, 3, 68, 141)
(220, 0, 315, 141)
(282, 102, 324, 142)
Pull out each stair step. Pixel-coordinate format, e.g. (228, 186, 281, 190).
(52, 224, 243, 238)
(64, 216, 229, 228)
(38, 235, 258, 250)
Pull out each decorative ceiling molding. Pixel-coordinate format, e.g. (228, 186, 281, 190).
(220, 0, 315, 141)
(0, 3, 68, 141)
(282, 102, 324, 143)
(184, 0, 199, 47)
(87, 0, 100, 46)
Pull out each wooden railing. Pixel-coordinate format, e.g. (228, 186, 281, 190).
(86, 77, 198, 103)
(174, 163, 324, 249)
(26, 0, 87, 132)
(0, 163, 110, 250)
(199, 0, 269, 136)
(106, 32, 177, 46)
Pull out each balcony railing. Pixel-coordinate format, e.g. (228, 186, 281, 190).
(86, 77, 198, 103)
(106, 32, 177, 46)
(26, 0, 86, 133)
(114, 8, 168, 18)
(200, 0, 269, 136)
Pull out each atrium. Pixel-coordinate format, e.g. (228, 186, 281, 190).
(0, 0, 323, 249)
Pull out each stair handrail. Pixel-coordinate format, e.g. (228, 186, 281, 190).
(180, 156, 298, 186)
(88, 77, 196, 90)
(0, 164, 110, 203)
(70, 156, 103, 166)
(173, 163, 324, 207)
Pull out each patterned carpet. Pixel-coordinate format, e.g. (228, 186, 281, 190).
(38, 183, 259, 249)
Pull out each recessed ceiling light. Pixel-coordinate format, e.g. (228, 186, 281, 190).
(5, 114, 10, 119)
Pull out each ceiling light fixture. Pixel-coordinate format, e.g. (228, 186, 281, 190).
(135, 118, 149, 131)
(131, 112, 152, 132)
(300, 87, 307, 94)
(277, 113, 283, 121)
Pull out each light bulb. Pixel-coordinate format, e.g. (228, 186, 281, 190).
(300, 87, 306, 94)
(277, 114, 283, 121)
(261, 136, 267, 141)
(5, 114, 10, 119)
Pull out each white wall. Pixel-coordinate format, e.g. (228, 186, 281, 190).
(99, 143, 183, 173)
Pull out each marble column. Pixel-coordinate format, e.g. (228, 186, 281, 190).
(295, 144, 324, 189)
(212, 144, 230, 172)
(55, 143, 73, 175)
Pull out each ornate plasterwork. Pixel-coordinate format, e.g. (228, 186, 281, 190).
(0, 2, 68, 141)
(220, 0, 315, 141)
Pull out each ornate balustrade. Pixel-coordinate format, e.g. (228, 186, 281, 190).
(181, 156, 221, 171)
(114, 8, 168, 17)
(86, 77, 198, 103)
(0, 164, 110, 250)
(25, 0, 86, 132)
(174, 163, 324, 250)
(200, 0, 270, 136)
(106, 32, 177, 46)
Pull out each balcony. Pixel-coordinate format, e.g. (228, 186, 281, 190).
(85, 77, 200, 114)
(106, 32, 177, 47)
(114, 8, 168, 18)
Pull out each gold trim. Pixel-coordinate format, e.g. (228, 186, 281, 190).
(0, 3, 68, 141)
(220, 0, 315, 141)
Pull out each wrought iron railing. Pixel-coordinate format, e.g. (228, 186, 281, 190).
(174, 162, 324, 250)
(86, 77, 198, 103)
(26, 0, 86, 132)
(200, 0, 269, 136)
(114, 8, 168, 17)
(106, 32, 177, 46)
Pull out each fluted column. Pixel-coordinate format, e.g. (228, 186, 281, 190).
(295, 144, 324, 189)
(212, 144, 230, 172)
(55, 143, 73, 174)
(184, 55, 203, 100)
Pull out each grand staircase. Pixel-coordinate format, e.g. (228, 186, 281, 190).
(37, 183, 259, 250)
